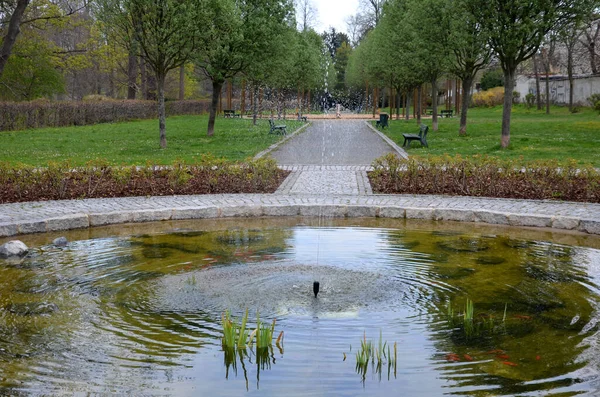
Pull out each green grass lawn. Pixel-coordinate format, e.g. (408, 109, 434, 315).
(0, 115, 304, 166)
(380, 106, 600, 166)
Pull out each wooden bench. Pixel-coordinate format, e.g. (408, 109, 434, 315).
(223, 109, 241, 118)
(440, 109, 453, 118)
(376, 113, 389, 129)
(426, 108, 433, 116)
(269, 119, 287, 135)
(402, 124, 429, 148)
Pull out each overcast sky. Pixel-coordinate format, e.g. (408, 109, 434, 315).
(312, 0, 359, 34)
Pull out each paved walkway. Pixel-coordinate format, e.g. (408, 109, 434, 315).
(270, 120, 401, 195)
(0, 120, 599, 238)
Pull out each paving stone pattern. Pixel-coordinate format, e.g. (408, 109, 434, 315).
(1, 120, 599, 237)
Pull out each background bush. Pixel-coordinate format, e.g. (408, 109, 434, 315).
(479, 68, 504, 91)
(472, 87, 505, 107)
(0, 99, 214, 131)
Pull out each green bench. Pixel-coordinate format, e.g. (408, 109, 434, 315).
(402, 124, 429, 148)
(440, 109, 453, 118)
(269, 119, 287, 135)
(376, 113, 389, 129)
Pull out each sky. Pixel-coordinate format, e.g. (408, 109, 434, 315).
(313, 0, 359, 34)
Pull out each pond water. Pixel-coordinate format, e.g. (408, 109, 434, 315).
(1, 218, 600, 396)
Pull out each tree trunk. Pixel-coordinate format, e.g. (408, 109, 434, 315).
(533, 54, 542, 110)
(207, 80, 223, 137)
(140, 57, 147, 99)
(431, 79, 438, 131)
(405, 91, 411, 121)
(459, 75, 474, 136)
(545, 68, 550, 114)
(241, 80, 246, 115)
(416, 85, 422, 124)
(365, 80, 369, 114)
(157, 72, 167, 149)
(567, 49, 574, 112)
(0, 0, 31, 78)
(252, 84, 258, 125)
(501, 69, 515, 148)
(179, 65, 185, 101)
(590, 40, 597, 75)
(146, 72, 156, 100)
(127, 47, 138, 99)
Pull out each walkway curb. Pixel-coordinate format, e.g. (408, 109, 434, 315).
(1, 194, 599, 238)
(364, 121, 409, 159)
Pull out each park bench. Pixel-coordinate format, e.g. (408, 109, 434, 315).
(297, 113, 308, 122)
(440, 109, 453, 118)
(426, 108, 433, 116)
(402, 124, 429, 148)
(223, 109, 241, 118)
(269, 119, 287, 135)
(376, 113, 389, 129)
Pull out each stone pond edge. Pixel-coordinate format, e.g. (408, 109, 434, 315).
(1, 203, 598, 237)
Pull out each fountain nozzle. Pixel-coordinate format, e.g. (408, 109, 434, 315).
(313, 281, 320, 298)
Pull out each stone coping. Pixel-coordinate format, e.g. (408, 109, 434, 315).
(1, 194, 599, 237)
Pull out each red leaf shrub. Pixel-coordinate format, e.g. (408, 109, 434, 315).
(369, 154, 600, 203)
(0, 157, 287, 203)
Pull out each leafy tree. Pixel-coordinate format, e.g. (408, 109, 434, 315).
(468, 0, 595, 148)
(195, 0, 293, 132)
(447, 0, 491, 135)
(292, 29, 325, 114)
(241, 0, 295, 124)
(0, 31, 64, 100)
(372, 0, 424, 119)
(97, 0, 203, 148)
(333, 41, 351, 95)
(480, 69, 504, 91)
(404, 0, 451, 129)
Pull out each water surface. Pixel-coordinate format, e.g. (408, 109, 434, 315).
(1, 218, 599, 395)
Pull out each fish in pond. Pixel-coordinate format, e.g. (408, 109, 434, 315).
(446, 353, 460, 362)
(502, 361, 518, 367)
(463, 354, 473, 361)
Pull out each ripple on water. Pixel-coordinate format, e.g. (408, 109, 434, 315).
(147, 262, 432, 317)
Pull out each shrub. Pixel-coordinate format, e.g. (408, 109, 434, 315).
(480, 69, 504, 91)
(472, 87, 505, 107)
(525, 93, 536, 108)
(512, 91, 520, 104)
(368, 154, 600, 203)
(0, 157, 288, 204)
(588, 93, 600, 114)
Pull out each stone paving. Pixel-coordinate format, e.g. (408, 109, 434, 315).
(0, 120, 599, 237)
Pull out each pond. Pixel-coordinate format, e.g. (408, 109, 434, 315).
(1, 218, 599, 396)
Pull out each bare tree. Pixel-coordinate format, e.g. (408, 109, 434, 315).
(579, 16, 600, 74)
(540, 35, 557, 114)
(295, 0, 318, 32)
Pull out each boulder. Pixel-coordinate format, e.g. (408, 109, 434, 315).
(53, 237, 68, 247)
(0, 240, 29, 258)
